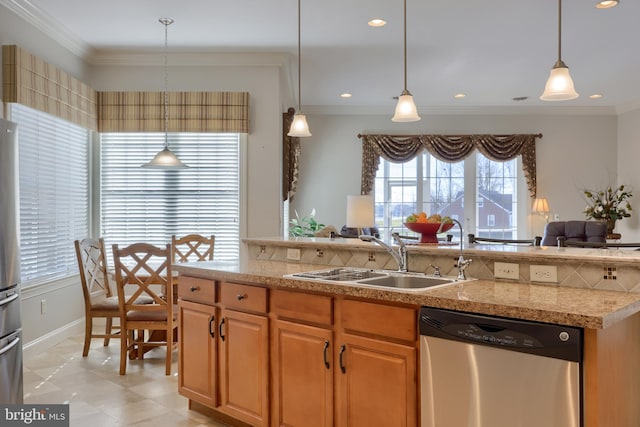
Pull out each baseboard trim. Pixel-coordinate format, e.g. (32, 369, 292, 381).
(23, 319, 84, 361)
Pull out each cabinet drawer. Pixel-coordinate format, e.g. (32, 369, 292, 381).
(271, 289, 333, 326)
(178, 276, 215, 305)
(340, 299, 417, 342)
(220, 282, 267, 313)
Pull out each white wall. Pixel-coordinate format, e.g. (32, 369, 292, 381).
(617, 108, 640, 240)
(291, 112, 618, 238)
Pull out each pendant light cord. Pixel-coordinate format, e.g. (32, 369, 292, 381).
(297, 0, 302, 113)
(403, 0, 408, 92)
(161, 18, 172, 150)
(557, 0, 562, 62)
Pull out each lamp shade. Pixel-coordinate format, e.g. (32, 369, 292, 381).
(392, 93, 421, 122)
(346, 195, 374, 228)
(532, 198, 550, 214)
(540, 65, 579, 101)
(288, 113, 312, 137)
(141, 147, 189, 169)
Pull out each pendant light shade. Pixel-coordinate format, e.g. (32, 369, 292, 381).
(392, 0, 420, 122)
(540, 0, 579, 101)
(288, 0, 311, 137)
(142, 18, 189, 169)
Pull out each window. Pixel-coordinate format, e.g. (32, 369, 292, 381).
(374, 152, 519, 240)
(10, 104, 90, 284)
(100, 133, 240, 261)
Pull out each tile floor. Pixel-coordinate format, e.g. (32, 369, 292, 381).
(23, 335, 229, 426)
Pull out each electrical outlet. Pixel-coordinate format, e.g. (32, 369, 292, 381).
(530, 265, 558, 283)
(554, 214, 560, 221)
(41, 299, 47, 315)
(494, 262, 520, 280)
(287, 248, 301, 261)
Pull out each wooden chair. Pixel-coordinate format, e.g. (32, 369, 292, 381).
(112, 242, 177, 375)
(74, 237, 120, 357)
(468, 233, 541, 246)
(171, 234, 215, 263)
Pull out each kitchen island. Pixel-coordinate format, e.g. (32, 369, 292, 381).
(174, 238, 640, 427)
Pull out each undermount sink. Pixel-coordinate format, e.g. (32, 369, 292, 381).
(286, 268, 465, 291)
(355, 275, 454, 290)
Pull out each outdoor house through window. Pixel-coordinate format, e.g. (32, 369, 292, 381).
(374, 152, 519, 241)
(100, 133, 240, 262)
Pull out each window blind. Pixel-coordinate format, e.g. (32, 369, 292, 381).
(100, 133, 240, 262)
(11, 104, 90, 284)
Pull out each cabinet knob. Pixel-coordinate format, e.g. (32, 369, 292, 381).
(190, 286, 199, 292)
(237, 294, 247, 301)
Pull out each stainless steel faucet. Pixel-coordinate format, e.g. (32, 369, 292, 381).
(360, 232, 408, 272)
(452, 219, 472, 279)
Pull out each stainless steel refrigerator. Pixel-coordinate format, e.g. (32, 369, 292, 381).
(0, 117, 23, 404)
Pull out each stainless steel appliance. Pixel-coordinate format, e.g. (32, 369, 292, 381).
(420, 307, 582, 427)
(0, 118, 23, 404)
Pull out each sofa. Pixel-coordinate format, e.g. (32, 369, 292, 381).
(541, 220, 607, 247)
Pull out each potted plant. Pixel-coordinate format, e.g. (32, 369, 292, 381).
(583, 184, 633, 233)
(289, 208, 325, 237)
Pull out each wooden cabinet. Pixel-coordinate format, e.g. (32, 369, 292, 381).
(218, 308, 269, 427)
(178, 299, 217, 407)
(335, 333, 417, 427)
(270, 290, 418, 427)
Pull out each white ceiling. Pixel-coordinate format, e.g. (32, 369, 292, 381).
(5, 0, 640, 113)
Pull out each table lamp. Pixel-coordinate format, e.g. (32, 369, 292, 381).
(346, 195, 374, 236)
(532, 197, 550, 223)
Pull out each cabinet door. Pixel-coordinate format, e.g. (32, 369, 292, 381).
(272, 319, 333, 427)
(218, 308, 269, 427)
(336, 333, 417, 427)
(178, 300, 217, 407)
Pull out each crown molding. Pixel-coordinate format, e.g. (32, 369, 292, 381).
(0, 0, 91, 57)
(87, 50, 291, 67)
(616, 102, 640, 115)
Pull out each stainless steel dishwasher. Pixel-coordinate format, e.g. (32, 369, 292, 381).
(420, 307, 582, 427)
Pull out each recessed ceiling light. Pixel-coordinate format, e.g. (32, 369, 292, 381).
(368, 18, 387, 27)
(595, 0, 619, 9)
(454, 93, 466, 99)
(340, 93, 353, 98)
(589, 94, 604, 99)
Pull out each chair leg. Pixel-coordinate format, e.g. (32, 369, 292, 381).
(83, 315, 93, 357)
(165, 326, 173, 376)
(120, 328, 130, 375)
(104, 318, 113, 347)
(137, 329, 145, 360)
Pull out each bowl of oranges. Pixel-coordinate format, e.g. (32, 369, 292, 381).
(404, 212, 454, 243)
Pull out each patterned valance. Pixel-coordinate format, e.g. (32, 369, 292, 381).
(97, 91, 249, 133)
(2, 45, 98, 130)
(283, 107, 301, 201)
(358, 133, 542, 198)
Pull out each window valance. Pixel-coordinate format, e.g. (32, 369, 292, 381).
(2, 45, 98, 131)
(97, 91, 249, 133)
(358, 133, 542, 198)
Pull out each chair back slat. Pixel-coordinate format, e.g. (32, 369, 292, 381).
(172, 234, 215, 263)
(75, 237, 112, 299)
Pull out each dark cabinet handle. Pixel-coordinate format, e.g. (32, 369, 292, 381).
(236, 294, 246, 301)
(339, 344, 346, 373)
(208, 315, 215, 338)
(323, 340, 330, 369)
(219, 317, 226, 341)
(190, 286, 199, 292)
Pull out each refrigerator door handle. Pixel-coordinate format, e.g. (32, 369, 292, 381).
(0, 335, 20, 357)
(0, 292, 19, 307)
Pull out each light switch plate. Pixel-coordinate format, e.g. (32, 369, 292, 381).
(530, 265, 558, 283)
(494, 262, 520, 280)
(287, 248, 301, 261)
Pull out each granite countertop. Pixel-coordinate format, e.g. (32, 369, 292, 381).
(174, 259, 640, 330)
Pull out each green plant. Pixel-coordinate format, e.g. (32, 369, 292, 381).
(583, 184, 633, 222)
(289, 209, 325, 237)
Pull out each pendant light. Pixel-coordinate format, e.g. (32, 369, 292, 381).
(540, 0, 579, 101)
(392, 0, 420, 122)
(288, 0, 311, 137)
(142, 18, 189, 168)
